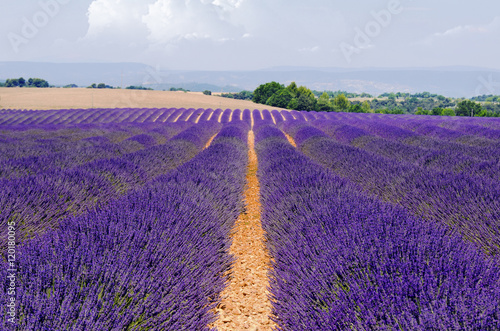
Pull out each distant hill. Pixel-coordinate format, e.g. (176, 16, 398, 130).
(1, 62, 499, 97)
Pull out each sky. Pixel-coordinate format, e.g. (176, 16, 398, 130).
(1, 0, 499, 71)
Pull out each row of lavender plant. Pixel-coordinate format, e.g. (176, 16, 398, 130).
(255, 124, 500, 330)
(0, 122, 193, 179)
(311, 120, 500, 182)
(0, 121, 221, 250)
(0, 121, 188, 163)
(1, 121, 249, 330)
(0, 107, 258, 126)
(281, 121, 500, 256)
(313, 113, 500, 162)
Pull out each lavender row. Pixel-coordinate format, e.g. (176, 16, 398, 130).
(0, 122, 178, 163)
(0, 122, 221, 249)
(318, 114, 500, 162)
(1, 122, 249, 330)
(283, 122, 500, 256)
(0, 122, 192, 179)
(1, 108, 256, 126)
(311, 120, 500, 182)
(255, 124, 500, 330)
(0, 108, 292, 128)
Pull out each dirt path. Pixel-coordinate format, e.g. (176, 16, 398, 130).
(284, 132, 297, 147)
(212, 130, 276, 331)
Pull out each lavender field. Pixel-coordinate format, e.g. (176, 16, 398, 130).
(1, 107, 499, 330)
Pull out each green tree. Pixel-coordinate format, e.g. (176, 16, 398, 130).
(97, 83, 106, 89)
(253, 81, 284, 104)
(390, 108, 405, 114)
(456, 100, 482, 117)
(349, 104, 364, 113)
(415, 107, 430, 115)
(332, 94, 350, 111)
(294, 86, 317, 111)
(203, 90, 212, 95)
(27, 78, 49, 88)
(5, 79, 19, 87)
(287, 98, 298, 110)
(286, 82, 298, 97)
(361, 101, 371, 113)
(18, 77, 26, 87)
(296, 93, 317, 111)
(267, 89, 293, 108)
(442, 108, 455, 116)
(317, 92, 333, 112)
(432, 107, 443, 116)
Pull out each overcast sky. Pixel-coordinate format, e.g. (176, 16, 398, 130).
(1, 0, 499, 71)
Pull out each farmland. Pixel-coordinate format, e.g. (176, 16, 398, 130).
(0, 87, 281, 111)
(1, 107, 499, 330)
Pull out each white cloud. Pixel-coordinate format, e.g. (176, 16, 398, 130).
(424, 16, 500, 42)
(299, 46, 320, 53)
(86, 0, 150, 37)
(141, 0, 245, 44)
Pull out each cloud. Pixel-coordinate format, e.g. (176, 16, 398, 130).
(86, 0, 151, 40)
(141, 0, 246, 44)
(299, 46, 320, 53)
(423, 16, 500, 43)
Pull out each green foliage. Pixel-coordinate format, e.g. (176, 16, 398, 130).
(250, 82, 500, 116)
(88, 83, 113, 89)
(471, 94, 500, 102)
(369, 95, 454, 114)
(169, 87, 190, 92)
(456, 100, 482, 117)
(267, 89, 293, 108)
(361, 101, 371, 113)
(313, 90, 373, 98)
(317, 92, 333, 112)
(126, 86, 153, 90)
(253, 81, 284, 104)
(286, 82, 298, 97)
(5, 78, 19, 87)
(287, 98, 298, 110)
(348, 104, 363, 113)
(375, 108, 405, 115)
(415, 107, 430, 115)
(432, 107, 443, 116)
(5, 77, 49, 88)
(220, 91, 253, 100)
(203, 90, 212, 95)
(332, 94, 350, 111)
(28, 78, 49, 88)
(63, 84, 78, 88)
(442, 108, 455, 116)
(295, 93, 317, 111)
(293, 85, 317, 111)
(252, 81, 317, 111)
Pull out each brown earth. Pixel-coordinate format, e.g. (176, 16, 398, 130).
(0, 87, 283, 111)
(284, 133, 297, 147)
(211, 130, 276, 331)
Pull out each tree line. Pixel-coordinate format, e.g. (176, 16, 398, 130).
(1, 77, 50, 88)
(251, 81, 500, 116)
(252, 81, 382, 113)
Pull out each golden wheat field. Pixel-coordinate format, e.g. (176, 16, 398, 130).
(0, 87, 277, 111)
